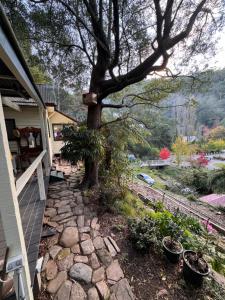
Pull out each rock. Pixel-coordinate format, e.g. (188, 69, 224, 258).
(49, 193, 60, 199)
(70, 263, 93, 284)
(79, 226, 91, 233)
(71, 244, 81, 254)
(49, 245, 62, 259)
(70, 282, 87, 300)
(59, 216, 76, 224)
(59, 227, 79, 247)
(104, 237, 117, 257)
(85, 219, 91, 226)
(106, 260, 124, 284)
(58, 205, 72, 215)
(110, 279, 134, 300)
(80, 239, 95, 255)
(77, 215, 85, 227)
(46, 221, 59, 228)
(91, 217, 98, 229)
(90, 253, 100, 269)
(46, 199, 55, 208)
(88, 287, 100, 300)
(65, 220, 77, 227)
(54, 280, 72, 300)
(46, 260, 58, 280)
(93, 236, 105, 250)
(91, 230, 100, 239)
(92, 267, 105, 284)
(74, 255, 89, 264)
(54, 200, 70, 208)
(42, 253, 50, 271)
(52, 212, 74, 222)
(47, 271, 67, 294)
(45, 208, 57, 218)
(108, 237, 120, 253)
(47, 234, 59, 248)
(58, 190, 74, 197)
(156, 289, 169, 298)
(96, 281, 110, 300)
(73, 205, 84, 216)
(57, 248, 71, 260)
(56, 225, 64, 233)
(57, 254, 74, 271)
(97, 249, 113, 267)
(81, 233, 91, 241)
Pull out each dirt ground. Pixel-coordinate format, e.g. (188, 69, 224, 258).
(99, 212, 225, 300)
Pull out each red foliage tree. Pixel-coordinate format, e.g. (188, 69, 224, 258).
(159, 148, 170, 160)
(196, 153, 208, 167)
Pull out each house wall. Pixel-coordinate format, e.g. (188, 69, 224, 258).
(3, 106, 41, 153)
(49, 111, 75, 154)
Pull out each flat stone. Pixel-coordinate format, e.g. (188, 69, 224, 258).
(91, 230, 100, 239)
(73, 205, 84, 216)
(80, 239, 95, 255)
(54, 200, 70, 208)
(110, 279, 134, 300)
(52, 212, 73, 222)
(47, 271, 67, 294)
(93, 236, 105, 250)
(77, 215, 85, 227)
(83, 197, 89, 205)
(96, 281, 110, 300)
(85, 219, 91, 226)
(46, 199, 55, 208)
(91, 217, 98, 229)
(47, 234, 59, 248)
(56, 225, 64, 233)
(90, 253, 100, 269)
(49, 245, 62, 259)
(65, 220, 77, 227)
(70, 282, 87, 300)
(42, 252, 50, 271)
(49, 193, 60, 199)
(54, 280, 72, 300)
(57, 254, 74, 271)
(57, 248, 71, 260)
(79, 226, 91, 233)
(97, 249, 113, 267)
(92, 267, 105, 284)
(45, 208, 57, 218)
(104, 238, 117, 257)
(108, 237, 120, 253)
(58, 190, 74, 197)
(74, 255, 89, 264)
(59, 227, 79, 247)
(58, 205, 72, 215)
(59, 216, 76, 225)
(69, 263, 92, 284)
(71, 244, 81, 254)
(46, 221, 59, 228)
(80, 233, 91, 241)
(88, 287, 100, 300)
(106, 260, 124, 284)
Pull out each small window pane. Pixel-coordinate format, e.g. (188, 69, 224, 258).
(53, 124, 64, 141)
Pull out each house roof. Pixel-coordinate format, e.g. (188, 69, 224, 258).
(0, 5, 44, 107)
(37, 84, 57, 106)
(55, 108, 78, 124)
(200, 194, 225, 207)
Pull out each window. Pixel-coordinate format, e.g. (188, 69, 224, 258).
(52, 124, 72, 141)
(5, 119, 16, 140)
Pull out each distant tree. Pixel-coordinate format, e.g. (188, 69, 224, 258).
(159, 148, 170, 160)
(209, 126, 225, 140)
(172, 136, 189, 165)
(196, 153, 208, 167)
(4, 0, 225, 186)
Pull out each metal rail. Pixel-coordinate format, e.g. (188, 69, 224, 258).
(132, 184, 225, 235)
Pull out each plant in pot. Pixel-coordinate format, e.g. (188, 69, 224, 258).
(183, 220, 212, 287)
(162, 221, 183, 263)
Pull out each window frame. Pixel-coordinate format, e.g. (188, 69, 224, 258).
(5, 118, 16, 141)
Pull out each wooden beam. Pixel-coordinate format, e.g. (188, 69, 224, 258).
(0, 94, 34, 300)
(2, 96, 21, 111)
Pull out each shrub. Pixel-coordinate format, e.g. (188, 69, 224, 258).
(187, 194, 198, 202)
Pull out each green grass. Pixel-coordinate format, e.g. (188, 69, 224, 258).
(214, 162, 225, 169)
(132, 166, 166, 189)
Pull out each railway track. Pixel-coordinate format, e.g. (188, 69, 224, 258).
(130, 182, 225, 235)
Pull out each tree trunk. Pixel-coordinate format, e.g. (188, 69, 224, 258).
(82, 103, 102, 187)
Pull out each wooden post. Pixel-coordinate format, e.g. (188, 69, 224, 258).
(39, 107, 50, 175)
(37, 162, 46, 201)
(0, 94, 34, 300)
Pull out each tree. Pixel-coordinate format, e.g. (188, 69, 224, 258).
(172, 136, 189, 165)
(209, 126, 225, 140)
(4, 0, 225, 186)
(159, 148, 170, 160)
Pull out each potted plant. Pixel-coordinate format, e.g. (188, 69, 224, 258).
(162, 221, 183, 263)
(183, 250, 210, 286)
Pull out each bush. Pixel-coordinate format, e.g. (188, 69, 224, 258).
(179, 168, 210, 194)
(187, 194, 198, 202)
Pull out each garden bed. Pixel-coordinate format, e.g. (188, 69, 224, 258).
(100, 213, 225, 300)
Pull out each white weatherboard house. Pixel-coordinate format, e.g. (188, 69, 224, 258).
(0, 6, 75, 300)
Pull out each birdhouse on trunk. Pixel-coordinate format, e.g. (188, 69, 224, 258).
(82, 92, 97, 106)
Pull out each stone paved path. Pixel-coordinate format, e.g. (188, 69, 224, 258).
(41, 169, 135, 300)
